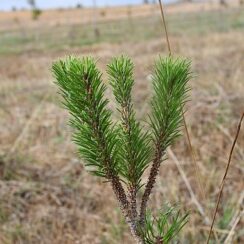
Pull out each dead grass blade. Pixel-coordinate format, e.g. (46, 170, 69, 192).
(206, 112, 244, 244)
(223, 191, 244, 243)
(167, 148, 210, 225)
(216, 123, 244, 159)
(7, 93, 50, 157)
(182, 112, 207, 202)
(224, 209, 243, 244)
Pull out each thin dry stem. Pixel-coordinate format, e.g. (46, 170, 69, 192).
(224, 191, 244, 244)
(196, 226, 230, 235)
(182, 112, 206, 202)
(216, 122, 244, 159)
(158, 0, 206, 204)
(7, 93, 50, 157)
(206, 112, 244, 244)
(167, 148, 210, 224)
(224, 210, 243, 244)
(158, 0, 171, 55)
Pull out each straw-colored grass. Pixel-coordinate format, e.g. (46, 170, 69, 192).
(0, 2, 243, 243)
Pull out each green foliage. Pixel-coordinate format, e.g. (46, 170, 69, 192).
(52, 55, 191, 243)
(150, 56, 191, 150)
(27, 0, 42, 20)
(138, 57, 191, 228)
(52, 57, 121, 179)
(218, 204, 234, 229)
(32, 8, 42, 20)
(107, 56, 152, 189)
(141, 207, 189, 244)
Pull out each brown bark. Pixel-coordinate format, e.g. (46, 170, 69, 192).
(139, 140, 164, 225)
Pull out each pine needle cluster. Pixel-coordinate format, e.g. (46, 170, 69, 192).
(52, 55, 191, 244)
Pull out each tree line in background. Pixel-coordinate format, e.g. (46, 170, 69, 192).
(8, 0, 244, 21)
(143, 0, 244, 5)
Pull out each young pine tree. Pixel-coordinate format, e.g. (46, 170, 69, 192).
(52, 55, 191, 244)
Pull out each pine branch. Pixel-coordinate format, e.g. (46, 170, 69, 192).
(139, 56, 191, 225)
(107, 56, 152, 238)
(52, 55, 191, 244)
(52, 56, 129, 214)
(107, 56, 152, 190)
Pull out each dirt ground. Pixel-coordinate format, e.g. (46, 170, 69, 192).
(0, 1, 243, 244)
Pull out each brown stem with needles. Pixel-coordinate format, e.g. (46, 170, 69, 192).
(139, 140, 164, 225)
(206, 112, 244, 244)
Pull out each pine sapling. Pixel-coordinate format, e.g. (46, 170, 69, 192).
(52, 55, 191, 244)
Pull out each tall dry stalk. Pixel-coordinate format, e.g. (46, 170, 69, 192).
(92, 0, 100, 38)
(157, 0, 206, 202)
(206, 113, 244, 243)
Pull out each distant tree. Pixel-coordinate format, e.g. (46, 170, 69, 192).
(143, 0, 149, 4)
(27, 0, 35, 8)
(76, 3, 83, 9)
(100, 9, 106, 17)
(220, 0, 227, 6)
(27, 0, 42, 20)
(32, 9, 42, 20)
(12, 6, 17, 12)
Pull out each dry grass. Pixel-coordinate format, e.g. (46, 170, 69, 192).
(0, 2, 243, 244)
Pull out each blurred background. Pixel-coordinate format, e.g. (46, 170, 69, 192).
(0, 0, 243, 243)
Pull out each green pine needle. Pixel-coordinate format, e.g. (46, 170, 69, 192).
(52, 55, 192, 243)
(52, 56, 121, 179)
(139, 56, 191, 227)
(150, 56, 191, 151)
(141, 206, 189, 244)
(107, 56, 152, 189)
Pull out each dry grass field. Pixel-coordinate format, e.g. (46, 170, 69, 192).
(0, 2, 243, 243)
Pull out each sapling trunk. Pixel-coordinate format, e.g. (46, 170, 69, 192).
(52, 55, 191, 243)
